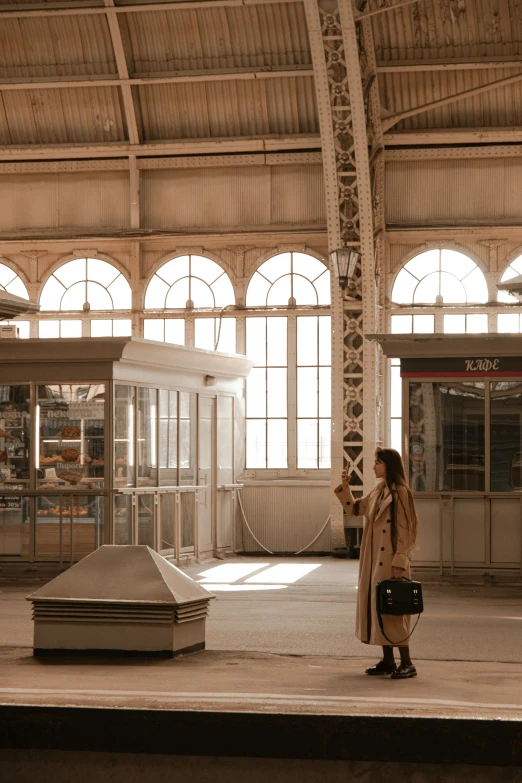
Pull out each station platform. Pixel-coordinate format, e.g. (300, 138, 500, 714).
(1, 556, 521, 781)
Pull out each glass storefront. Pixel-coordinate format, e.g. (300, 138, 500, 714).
(408, 380, 522, 492)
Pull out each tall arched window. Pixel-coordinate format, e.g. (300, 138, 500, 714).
(245, 252, 331, 471)
(144, 255, 236, 352)
(0, 263, 29, 300)
(389, 248, 489, 454)
(39, 258, 132, 338)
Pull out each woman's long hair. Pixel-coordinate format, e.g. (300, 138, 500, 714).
(376, 448, 418, 546)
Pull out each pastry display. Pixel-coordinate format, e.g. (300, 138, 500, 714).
(0, 451, 7, 463)
(57, 470, 84, 484)
(60, 425, 81, 440)
(61, 448, 79, 463)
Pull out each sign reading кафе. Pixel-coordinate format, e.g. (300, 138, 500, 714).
(401, 356, 522, 377)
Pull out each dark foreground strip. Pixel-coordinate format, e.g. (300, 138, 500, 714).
(0, 705, 520, 766)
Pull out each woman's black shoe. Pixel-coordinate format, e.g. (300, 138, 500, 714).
(365, 659, 397, 675)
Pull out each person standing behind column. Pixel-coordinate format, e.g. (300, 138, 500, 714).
(334, 448, 419, 679)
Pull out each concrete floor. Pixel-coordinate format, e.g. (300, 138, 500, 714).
(1, 556, 522, 720)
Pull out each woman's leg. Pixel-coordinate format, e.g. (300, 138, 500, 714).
(382, 645, 395, 665)
(398, 646, 412, 667)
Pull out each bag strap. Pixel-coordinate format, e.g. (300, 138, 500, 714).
(377, 579, 420, 646)
(377, 608, 421, 646)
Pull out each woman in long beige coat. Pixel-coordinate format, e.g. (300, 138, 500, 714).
(335, 447, 419, 679)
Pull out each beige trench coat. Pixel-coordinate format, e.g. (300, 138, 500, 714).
(334, 480, 417, 647)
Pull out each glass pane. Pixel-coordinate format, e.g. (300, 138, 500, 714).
(0, 264, 17, 288)
(113, 319, 132, 337)
(391, 365, 402, 418)
(245, 272, 270, 306)
(297, 419, 318, 469)
(107, 275, 132, 310)
(391, 418, 402, 455)
(414, 272, 440, 304)
(267, 275, 292, 306)
(40, 275, 66, 311)
(217, 396, 233, 484)
(318, 316, 331, 365)
(409, 381, 485, 492)
(498, 313, 520, 333)
(137, 388, 157, 487)
(267, 419, 287, 468)
(159, 390, 177, 486)
(405, 249, 440, 280)
(441, 250, 475, 278)
(87, 258, 120, 287)
(463, 267, 488, 303)
(466, 313, 488, 333)
(246, 318, 266, 366)
(319, 367, 331, 418)
(39, 321, 60, 338)
(267, 368, 287, 417)
(156, 256, 190, 286)
(144, 319, 164, 342)
(246, 420, 266, 469)
(38, 384, 105, 489)
(440, 272, 467, 304)
(319, 418, 331, 468)
(114, 385, 135, 487)
(137, 493, 154, 547)
(165, 319, 185, 345)
(0, 386, 31, 492)
(87, 281, 113, 311)
(490, 382, 522, 492)
(114, 494, 132, 544)
(160, 492, 176, 552)
(190, 277, 215, 308)
(297, 317, 318, 366)
(194, 318, 216, 350)
(211, 273, 235, 307)
(297, 367, 317, 417)
(267, 317, 287, 366)
(0, 496, 30, 556)
(413, 314, 434, 333)
(91, 320, 112, 337)
(36, 495, 65, 558)
(292, 252, 326, 281)
(190, 255, 222, 285)
(72, 495, 104, 558)
(54, 259, 85, 288)
(391, 315, 412, 334)
(216, 318, 236, 353)
(166, 278, 190, 309)
(179, 392, 196, 485)
(391, 269, 418, 304)
(145, 276, 169, 309)
(246, 367, 266, 418)
(314, 270, 331, 305)
(61, 280, 87, 311)
(257, 253, 291, 283)
(292, 275, 317, 305)
(60, 320, 81, 338)
(180, 491, 195, 549)
(444, 314, 466, 333)
(7, 277, 29, 299)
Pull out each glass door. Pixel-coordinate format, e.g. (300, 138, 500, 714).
(198, 396, 215, 557)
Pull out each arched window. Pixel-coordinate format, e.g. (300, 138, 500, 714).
(0, 263, 29, 300)
(40, 258, 132, 311)
(498, 255, 522, 303)
(145, 255, 234, 309)
(245, 252, 331, 471)
(392, 249, 488, 305)
(246, 252, 330, 306)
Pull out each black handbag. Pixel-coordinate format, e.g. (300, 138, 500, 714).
(376, 577, 423, 645)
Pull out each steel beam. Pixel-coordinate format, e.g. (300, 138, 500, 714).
(377, 56, 522, 73)
(0, 135, 321, 161)
(384, 127, 522, 145)
(0, 0, 292, 17)
(104, 0, 140, 145)
(0, 66, 314, 91)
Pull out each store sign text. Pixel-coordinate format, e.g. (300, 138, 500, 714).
(464, 358, 500, 372)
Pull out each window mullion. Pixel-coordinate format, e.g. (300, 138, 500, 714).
(287, 313, 297, 471)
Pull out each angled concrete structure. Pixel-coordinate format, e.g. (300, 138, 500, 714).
(27, 545, 214, 657)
